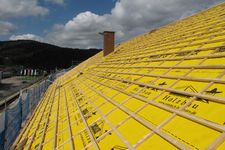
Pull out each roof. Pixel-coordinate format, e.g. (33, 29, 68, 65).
(13, 2, 225, 150)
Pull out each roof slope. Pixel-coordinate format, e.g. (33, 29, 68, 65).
(13, 2, 225, 150)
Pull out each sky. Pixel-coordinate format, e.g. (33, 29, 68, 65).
(0, 0, 224, 48)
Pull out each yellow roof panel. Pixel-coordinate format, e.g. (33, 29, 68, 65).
(12, 2, 225, 150)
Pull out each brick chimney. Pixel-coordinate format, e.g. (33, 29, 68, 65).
(103, 31, 115, 56)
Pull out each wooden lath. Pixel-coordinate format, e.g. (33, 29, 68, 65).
(70, 86, 100, 150)
(80, 76, 190, 150)
(101, 46, 225, 64)
(114, 17, 225, 56)
(107, 39, 225, 62)
(62, 87, 75, 150)
(112, 27, 225, 58)
(12, 83, 58, 149)
(72, 81, 135, 150)
(84, 73, 225, 132)
(91, 69, 225, 84)
(26, 82, 59, 149)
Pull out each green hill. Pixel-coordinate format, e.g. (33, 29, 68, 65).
(0, 40, 101, 70)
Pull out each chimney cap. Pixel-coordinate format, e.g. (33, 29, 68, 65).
(103, 31, 115, 34)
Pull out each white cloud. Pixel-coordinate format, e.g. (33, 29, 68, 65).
(45, 0, 224, 48)
(0, 21, 16, 36)
(10, 34, 43, 42)
(46, 11, 120, 48)
(0, 0, 49, 18)
(45, 0, 64, 5)
(11, 0, 224, 48)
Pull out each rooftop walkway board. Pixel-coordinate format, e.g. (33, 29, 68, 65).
(12, 2, 225, 150)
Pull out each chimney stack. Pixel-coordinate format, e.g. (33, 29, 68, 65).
(103, 31, 115, 56)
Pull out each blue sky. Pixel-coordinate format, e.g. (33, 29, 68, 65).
(10, 0, 115, 37)
(0, 0, 224, 48)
